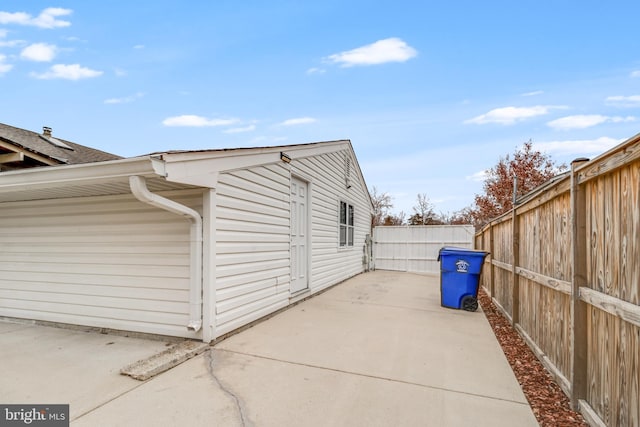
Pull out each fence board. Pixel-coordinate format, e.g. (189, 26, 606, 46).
(629, 322, 640, 425)
(621, 164, 640, 305)
(604, 173, 620, 298)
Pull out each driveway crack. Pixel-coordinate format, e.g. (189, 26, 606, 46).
(207, 349, 252, 427)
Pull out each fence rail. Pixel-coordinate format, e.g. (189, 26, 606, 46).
(476, 132, 640, 427)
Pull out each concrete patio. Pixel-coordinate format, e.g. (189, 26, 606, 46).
(0, 270, 537, 426)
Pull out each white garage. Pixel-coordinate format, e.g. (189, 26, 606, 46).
(0, 140, 374, 342)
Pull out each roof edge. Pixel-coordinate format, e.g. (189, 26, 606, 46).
(0, 156, 164, 194)
(158, 139, 351, 163)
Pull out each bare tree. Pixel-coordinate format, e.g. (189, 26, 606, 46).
(369, 186, 393, 227)
(409, 193, 437, 225)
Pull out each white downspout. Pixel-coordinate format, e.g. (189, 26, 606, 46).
(129, 175, 203, 333)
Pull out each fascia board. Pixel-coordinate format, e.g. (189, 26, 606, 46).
(281, 140, 350, 159)
(161, 141, 350, 187)
(0, 139, 59, 166)
(0, 156, 165, 193)
(161, 139, 377, 217)
(160, 140, 349, 163)
(0, 152, 25, 164)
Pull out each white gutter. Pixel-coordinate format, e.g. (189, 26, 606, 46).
(0, 156, 165, 192)
(129, 175, 203, 333)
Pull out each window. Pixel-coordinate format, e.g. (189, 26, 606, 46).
(339, 201, 354, 247)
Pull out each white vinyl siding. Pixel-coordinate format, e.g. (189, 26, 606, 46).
(291, 149, 371, 292)
(214, 164, 291, 336)
(0, 190, 203, 338)
(214, 149, 371, 337)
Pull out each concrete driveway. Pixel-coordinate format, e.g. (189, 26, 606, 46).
(0, 271, 537, 426)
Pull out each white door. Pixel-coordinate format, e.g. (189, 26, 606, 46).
(290, 177, 309, 293)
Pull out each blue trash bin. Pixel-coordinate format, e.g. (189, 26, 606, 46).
(437, 247, 489, 311)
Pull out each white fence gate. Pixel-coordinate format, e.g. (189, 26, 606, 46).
(373, 225, 475, 275)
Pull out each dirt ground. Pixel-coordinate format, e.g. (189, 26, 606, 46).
(478, 289, 588, 427)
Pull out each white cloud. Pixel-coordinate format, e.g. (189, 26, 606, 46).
(114, 68, 127, 77)
(104, 92, 144, 104)
(630, 70, 640, 78)
(306, 67, 326, 75)
(325, 38, 417, 67)
(223, 124, 256, 134)
(0, 11, 30, 25)
(133, 44, 145, 49)
(0, 54, 13, 74)
(278, 117, 317, 126)
(466, 170, 488, 182)
(605, 95, 640, 107)
(0, 32, 26, 47)
(31, 64, 103, 80)
(0, 7, 72, 29)
(0, 40, 25, 47)
(20, 43, 57, 62)
(602, 116, 634, 123)
(521, 90, 543, 97)
(547, 114, 635, 130)
(465, 105, 566, 125)
(534, 137, 623, 156)
(162, 115, 240, 127)
(33, 8, 72, 28)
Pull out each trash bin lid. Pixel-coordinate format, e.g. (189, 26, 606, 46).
(437, 246, 489, 261)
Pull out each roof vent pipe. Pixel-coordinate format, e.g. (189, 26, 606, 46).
(129, 175, 203, 333)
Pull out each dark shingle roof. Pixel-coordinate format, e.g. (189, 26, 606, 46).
(0, 122, 122, 165)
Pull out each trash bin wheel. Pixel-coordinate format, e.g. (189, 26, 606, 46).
(461, 295, 478, 312)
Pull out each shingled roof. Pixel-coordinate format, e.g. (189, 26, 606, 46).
(0, 122, 122, 170)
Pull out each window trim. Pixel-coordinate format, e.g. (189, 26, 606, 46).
(339, 200, 355, 247)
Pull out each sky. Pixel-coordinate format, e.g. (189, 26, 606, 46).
(1, 1, 640, 216)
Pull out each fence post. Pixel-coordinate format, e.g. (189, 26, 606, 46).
(511, 206, 520, 325)
(570, 157, 589, 410)
(489, 222, 495, 297)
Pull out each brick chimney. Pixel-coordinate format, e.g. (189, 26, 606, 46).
(43, 126, 52, 137)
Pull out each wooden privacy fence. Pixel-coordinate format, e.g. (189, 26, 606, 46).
(475, 132, 640, 427)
